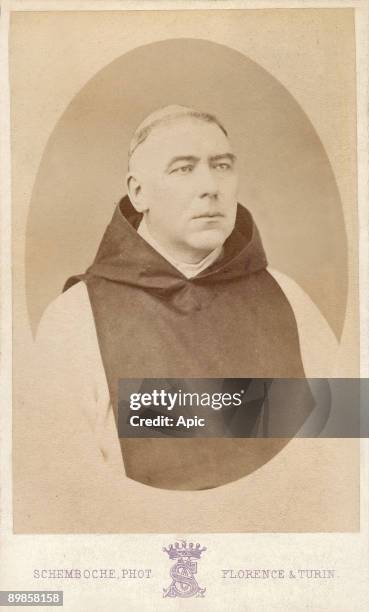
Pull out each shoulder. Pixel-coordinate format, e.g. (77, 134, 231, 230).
(35, 281, 103, 386)
(34, 280, 110, 409)
(36, 281, 93, 345)
(268, 268, 339, 377)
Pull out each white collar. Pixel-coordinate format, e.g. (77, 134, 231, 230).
(137, 216, 223, 279)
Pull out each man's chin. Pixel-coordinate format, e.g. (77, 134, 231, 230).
(187, 229, 227, 253)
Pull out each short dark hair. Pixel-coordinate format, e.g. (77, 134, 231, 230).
(128, 105, 228, 166)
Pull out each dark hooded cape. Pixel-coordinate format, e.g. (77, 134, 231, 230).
(65, 197, 311, 489)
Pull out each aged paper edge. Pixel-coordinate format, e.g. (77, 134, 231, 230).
(6, 1, 368, 12)
(0, 0, 368, 542)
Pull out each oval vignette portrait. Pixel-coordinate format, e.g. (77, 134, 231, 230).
(26, 38, 348, 486)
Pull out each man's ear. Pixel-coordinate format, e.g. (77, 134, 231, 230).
(126, 173, 149, 213)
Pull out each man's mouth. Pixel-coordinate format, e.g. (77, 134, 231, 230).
(192, 212, 224, 219)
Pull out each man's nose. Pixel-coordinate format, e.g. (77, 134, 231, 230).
(197, 165, 219, 198)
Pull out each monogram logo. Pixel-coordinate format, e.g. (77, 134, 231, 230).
(163, 541, 207, 598)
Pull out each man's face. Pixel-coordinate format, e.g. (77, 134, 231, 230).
(128, 117, 239, 262)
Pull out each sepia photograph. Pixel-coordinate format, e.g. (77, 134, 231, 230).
(14, 10, 359, 533)
(1, 2, 368, 610)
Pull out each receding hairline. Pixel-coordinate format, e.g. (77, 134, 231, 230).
(128, 107, 229, 167)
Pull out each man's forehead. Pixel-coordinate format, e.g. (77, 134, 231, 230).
(130, 117, 232, 170)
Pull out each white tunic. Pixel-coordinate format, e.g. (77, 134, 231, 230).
(15, 266, 352, 534)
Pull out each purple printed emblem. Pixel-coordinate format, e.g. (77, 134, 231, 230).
(163, 541, 206, 598)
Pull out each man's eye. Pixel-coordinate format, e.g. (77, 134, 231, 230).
(214, 162, 231, 171)
(171, 165, 194, 174)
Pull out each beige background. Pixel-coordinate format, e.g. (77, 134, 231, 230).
(11, 7, 360, 523)
(10, 8, 360, 372)
(25, 36, 348, 338)
(4, 5, 368, 611)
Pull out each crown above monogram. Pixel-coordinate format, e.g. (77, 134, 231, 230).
(163, 541, 207, 560)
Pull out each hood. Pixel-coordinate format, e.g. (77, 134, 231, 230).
(65, 195, 267, 295)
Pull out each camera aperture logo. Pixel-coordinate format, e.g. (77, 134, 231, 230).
(163, 541, 207, 598)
